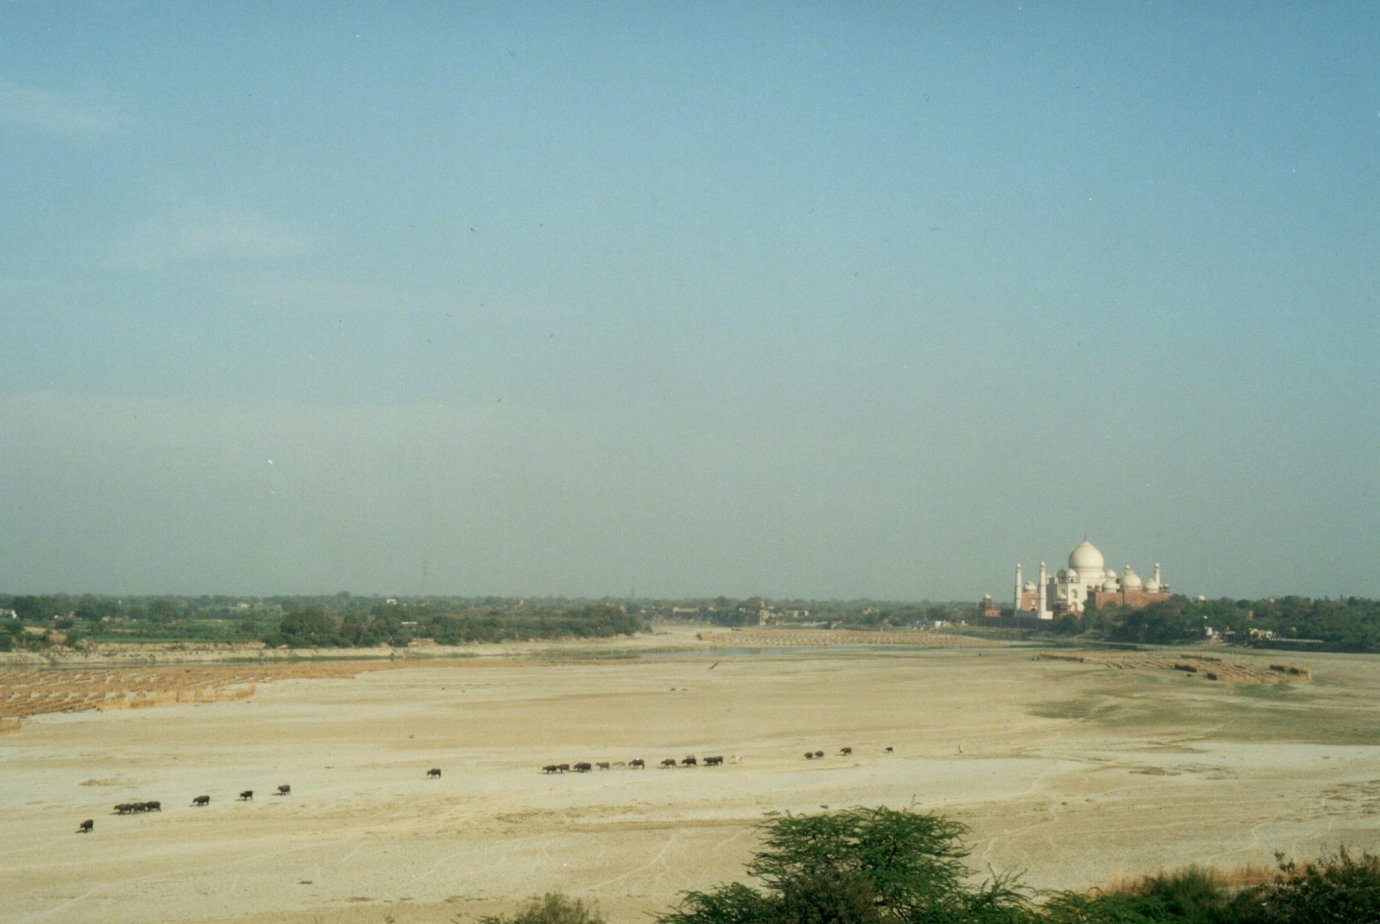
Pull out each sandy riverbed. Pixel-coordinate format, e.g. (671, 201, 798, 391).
(3, 628, 1379, 923)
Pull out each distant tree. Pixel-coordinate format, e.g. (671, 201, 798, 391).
(147, 600, 178, 625)
(272, 606, 340, 647)
(74, 596, 122, 623)
(8, 595, 59, 622)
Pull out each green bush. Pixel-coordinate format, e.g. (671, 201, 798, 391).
(477, 892, 605, 924)
(658, 806, 1030, 924)
(1245, 847, 1380, 923)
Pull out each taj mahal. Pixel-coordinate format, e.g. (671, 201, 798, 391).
(981, 539, 1170, 620)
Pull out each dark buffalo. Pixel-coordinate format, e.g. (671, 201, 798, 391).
(542, 764, 562, 774)
(804, 752, 815, 760)
(629, 758, 645, 769)
(840, 747, 852, 756)
(427, 768, 442, 778)
(573, 762, 592, 773)
(114, 803, 136, 814)
(681, 756, 697, 767)
(78, 819, 94, 833)
(557, 763, 570, 773)
(142, 800, 161, 812)
(239, 790, 254, 801)
(192, 795, 210, 807)
(276, 784, 291, 795)
(814, 750, 824, 758)
(595, 761, 610, 770)
(660, 758, 677, 768)
(704, 755, 724, 766)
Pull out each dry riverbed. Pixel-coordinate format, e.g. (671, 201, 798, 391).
(2, 628, 1378, 923)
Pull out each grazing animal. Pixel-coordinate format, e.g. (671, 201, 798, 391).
(427, 768, 442, 778)
(804, 752, 815, 760)
(573, 762, 592, 773)
(682, 756, 697, 767)
(884, 746, 893, 753)
(629, 758, 645, 769)
(557, 763, 570, 773)
(276, 784, 291, 795)
(660, 758, 677, 768)
(704, 755, 724, 766)
(239, 790, 254, 801)
(814, 750, 824, 758)
(595, 761, 610, 770)
(114, 803, 135, 814)
(840, 747, 852, 756)
(143, 800, 161, 812)
(192, 795, 210, 807)
(542, 764, 561, 774)
(78, 819, 94, 833)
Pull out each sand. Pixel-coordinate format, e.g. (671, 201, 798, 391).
(2, 627, 1379, 923)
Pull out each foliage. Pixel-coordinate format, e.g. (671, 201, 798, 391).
(653, 807, 1380, 922)
(476, 892, 605, 924)
(658, 806, 1030, 923)
(1079, 595, 1380, 652)
(1040, 866, 1239, 923)
(1246, 847, 1380, 923)
(1037, 851, 1380, 923)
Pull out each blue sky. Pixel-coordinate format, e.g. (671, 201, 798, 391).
(1, 2, 1375, 600)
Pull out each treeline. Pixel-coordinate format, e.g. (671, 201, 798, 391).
(0, 594, 644, 650)
(266, 603, 643, 648)
(1074, 595, 1380, 651)
(479, 805, 1380, 924)
(648, 596, 975, 628)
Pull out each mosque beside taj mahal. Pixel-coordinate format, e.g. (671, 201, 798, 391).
(980, 539, 1171, 620)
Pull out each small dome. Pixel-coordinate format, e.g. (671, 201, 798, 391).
(1102, 576, 1119, 592)
(1144, 578, 1161, 593)
(1122, 565, 1143, 590)
(1069, 540, 1105, 574)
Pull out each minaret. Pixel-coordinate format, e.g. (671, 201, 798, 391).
(1038, 561, 1050, 619)
(1014, 563, 1023, 614)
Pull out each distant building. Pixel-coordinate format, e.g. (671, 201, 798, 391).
(986, 539, 1170, 620)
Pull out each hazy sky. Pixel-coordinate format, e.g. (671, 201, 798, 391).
(2, 2, 1376, 601)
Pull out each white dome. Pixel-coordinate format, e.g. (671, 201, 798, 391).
(1144, 578, 1161, 593)
(1102, 576, 1119, 592)
(1069, 540, 1105, 575)
(1122, 565, 1143, 590)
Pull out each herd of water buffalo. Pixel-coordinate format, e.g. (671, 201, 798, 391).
(539, 745, 881, 775)
(540, 755, 729, 773)
(78, 748, 889, 832)
(77, 783, 292, 833)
